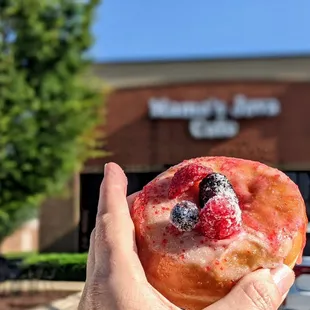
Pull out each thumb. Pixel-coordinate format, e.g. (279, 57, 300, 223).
(207, 265, 294, 310)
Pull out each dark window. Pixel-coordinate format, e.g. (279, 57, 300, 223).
(126, 171, 161, 195)
(285, 172, 310, 219)
(285, 172, 310, 256)
(79, 173, 102, 252)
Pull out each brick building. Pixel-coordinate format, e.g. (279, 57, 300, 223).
(1, 219, 39, 254)
(39, 55, 310, 253)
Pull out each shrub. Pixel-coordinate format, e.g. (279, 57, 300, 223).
(15, 253, 88, 282)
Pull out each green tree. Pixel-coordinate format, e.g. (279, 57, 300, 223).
(0, 0, 103, 242)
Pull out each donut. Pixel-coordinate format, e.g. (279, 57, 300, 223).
(131, 156, 308, 310)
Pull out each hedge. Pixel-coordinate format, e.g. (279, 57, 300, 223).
(4, 251, 36, 260)
(5, 253, 88, 282)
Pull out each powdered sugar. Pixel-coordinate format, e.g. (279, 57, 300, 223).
(170, 201, 200, 232)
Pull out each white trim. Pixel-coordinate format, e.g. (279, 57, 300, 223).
(92, 56, 310, 88)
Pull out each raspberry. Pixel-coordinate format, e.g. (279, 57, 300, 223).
(168, 164, 212, 199)
(170, 201, 200, 232)
(199, 196, 242, 240)
(199, 173, 238, 208)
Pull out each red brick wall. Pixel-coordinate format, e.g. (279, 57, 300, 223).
(87, 81, 310, 170)
(0, 219, 38, 254)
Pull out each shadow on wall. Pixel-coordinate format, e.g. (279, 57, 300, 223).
(39, 177, 80, 253)
(39, 226, 79, 253)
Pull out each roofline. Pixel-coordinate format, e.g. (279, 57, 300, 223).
(93, 52, 310, 66)
(90, 54, 310, 89)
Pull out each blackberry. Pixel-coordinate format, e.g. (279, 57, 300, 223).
(199, 173, 237, 208)
(170, 201, 199, 232)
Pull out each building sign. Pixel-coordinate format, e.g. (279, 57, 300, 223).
(148, 94, 281, 139)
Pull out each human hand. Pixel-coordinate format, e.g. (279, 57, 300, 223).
(78, 162, 295, 310)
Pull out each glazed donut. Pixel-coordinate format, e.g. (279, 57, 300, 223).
(131, 156, 308, 310)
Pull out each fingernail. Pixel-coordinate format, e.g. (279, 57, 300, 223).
(104, 163, 108, 175)
(270, 264, 294, 296)
(103, 163, 127, 192)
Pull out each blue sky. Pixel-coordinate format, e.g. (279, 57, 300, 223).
(89, 0, 310, 63)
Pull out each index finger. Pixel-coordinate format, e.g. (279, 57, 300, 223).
(97, 162, 128, 217)
(94, 163, 145, 279)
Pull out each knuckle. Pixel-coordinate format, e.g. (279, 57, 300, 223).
(241, 280, 277, 310)
(93, 258, 112, 278)
(90, 275, 109, 291)
(96, 212, 113, 231)
(94, 214, 115, 249)
(94, 227, 109, 248)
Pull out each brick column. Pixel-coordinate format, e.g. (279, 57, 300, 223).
(39, 173, 80, 253)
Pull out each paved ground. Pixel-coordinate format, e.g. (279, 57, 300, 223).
(30, 292, 82, 310)
(0, 280, 84, 292)
(1, 281, 306, 310)
(0, 281, 84, 310)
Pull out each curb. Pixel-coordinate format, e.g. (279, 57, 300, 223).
(0, 280, 84, 292)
